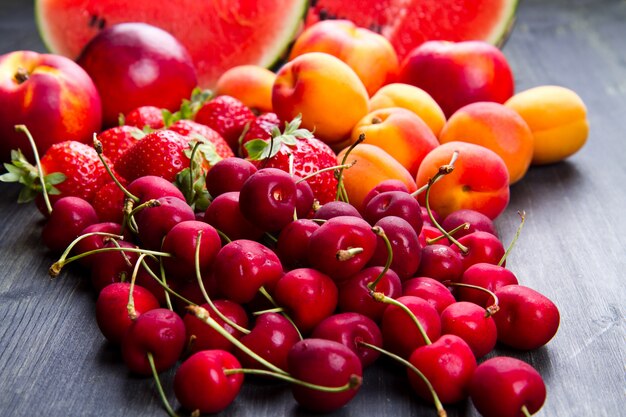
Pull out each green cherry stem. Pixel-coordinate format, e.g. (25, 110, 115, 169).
(193, 231, 250, 335)
(257, 286, 303, 341)
(498, 210, 526, 266)
(426, 222, 470, 245)
(367, 226, 393, 292)
(370, 292, 432, 345)
(358, 341, 446, 417)
(336, 247, 364, 261)
(224, 368, 361, 393)
(295, 160, 356, 184)
(444, 281, 500, 317)
(127, 253, 150, 320)
(146, 351, 180, 417)
(139, 258, 195, 308)
(14, 124, 53, 215)
(187, 304, 289, 375)
(410, 150, 460, 197)
(49, 231, 125, 275)
(335, 133, 365, 202)
(252, 307, 285, 316)
(93, 135, 140, 203)
(521, 405, 532, 417)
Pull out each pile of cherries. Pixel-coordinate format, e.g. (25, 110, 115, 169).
(44, 153, 559, 417)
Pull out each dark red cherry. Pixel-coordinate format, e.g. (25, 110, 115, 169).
(134, 196, 195, 250)
(441, 208, 498, 239)
(415, 244, 464, 283)
(440, 301, 497, 359)
(313, 200, 363, 220)
(451, 231, 505, 272)
(42, 196, 98, 253)
(457, 263, 519, 306)
(367, 216, 422, 281)
(205, 157, 257, 197)
(204, 191, 264, 242)
(361, 179, 409, 209)
(183, 300, 249, 354)
(402, 277, 456, 315)
(275, 219, 320, 270)
(363, 190, 423, 235)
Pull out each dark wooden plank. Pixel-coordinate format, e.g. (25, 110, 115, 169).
(0, 0, 624, 416)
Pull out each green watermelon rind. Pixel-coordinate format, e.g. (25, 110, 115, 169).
(488, 0, 520, 48)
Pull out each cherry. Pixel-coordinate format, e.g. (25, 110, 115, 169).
(418, 223, 445, 246)
(275, 218, 320, 270)
(415, 243, 464, 283)
(367, 216, 422, 281)
(313, 200, 363, 220)
(237, 312, 301, 372)
(90, 239, 140, 293)
(121, 307, 186, 375)
(456, 262, 519, 306)
(408, 334, 477, 404)
(469, 356, 547, 417)
(133, 195, 195, 250)
(173, 349, 244, 414)
(420, 205, 442, 228)
(73, 222, 124, 268)
(161, 220, 221, 283)
(287, 338, 363, 412)
(402, 277, 456, 315)
(363, 190, 423, 236)
(337, 266, 402, 322)
(293, 175, 315, 219)
(273, 267, 338, 335)
(308, 215, 377, 282)
(134, 256, 178, 306)
(238, 167, 297, 232)
(312, 312, 383, 368)
(441, 208, 498, 239)
(205, 157, 257, 198)
(183, 300, 249, 354)
(213, 239, 283, 304)
(361, 179, 409, 209)
(203, 191, 264, 242)
(126, 175, 185, 202)
(95, 282, 160, 345)
(493, 285, 560, 350)
(451, 231, 506, 272)
(42, 196, 98, 253)
(440, 301, 497, 358)
(381, 295, 441, 359)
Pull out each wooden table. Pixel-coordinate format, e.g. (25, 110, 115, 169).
(0, 0, 624, 416)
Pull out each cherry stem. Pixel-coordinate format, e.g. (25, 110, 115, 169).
(139, 258, 195, 307)
(370, 292, 432, 345)
(14, 125, 53, 215)
(50, 231, 124, 275)
(193, 231, 250, 335)
(49, 245, 171, 277)
(93, 134, 139, 203)
(335, 133, 365, 202)
(295, 160, 356, 184)
(426, 222, 470, 245)
(336, 247, 364, 261)
(157, 257, 174, 311)
(521, 405, 532, 417)
(498, 210, 526, 266)
(257, 286, 303, 341)
(224, 367, 362, 393)
(411, 150, 460, 197)
(444, 282, 500, 317)
(187, 141, 202, 203)
(367, 226, 393, 292)
(187, 304, 289, 375)
(146, 351, 180, 417)
(127, 253, 150, 321)
(358, 341, 446, 417)
(252, 307, 285, 316)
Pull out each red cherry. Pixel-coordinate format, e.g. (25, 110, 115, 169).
(441, 208, 498, 239)
(361, 179, 409, 209)
(126, 175, 185, 202)
(205, 157, 257, 197)
(174, 350, 244, 414)
(183, 300, 249, 354)
(203, 191, 264, 242)
(440, 301, 497, 358)
(90, 239, 139, 293)
(74, 222, 124, 268)
(451, 231, 505, 272)
(408, 334, 477, 404)
(493, 285, 560, 350)
(402, 277, 456, 315)
(363, 190, 423, 236)
(42, 196, 98, 253)
(367, 216, 422, 281)
(121, 308, 186, 375)
(287, 338, 363, 412)
(134, 196, 195, 250)
(457, 263, 519, 306)
(275, 218, 320, 270)
(338, 266, 402, 322)
(470, 356, 547, 417)
(415, 244, 463, 283)
(313, 200, 363, 220)
(273, 268, 338, 335)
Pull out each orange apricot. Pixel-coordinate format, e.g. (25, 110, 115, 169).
(215, 65, 276, 113)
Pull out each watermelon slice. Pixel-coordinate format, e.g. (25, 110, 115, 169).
(306, 0, 519, 60)
(35, 0, 308, 88)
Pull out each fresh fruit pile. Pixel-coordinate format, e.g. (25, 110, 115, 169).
(0, 8, 591, 417)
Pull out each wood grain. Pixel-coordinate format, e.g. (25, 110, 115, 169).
(0, 0, 624, 416)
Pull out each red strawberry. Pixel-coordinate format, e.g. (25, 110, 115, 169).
(240, 112, 281, 154)
(242, 116, 339, 204)
(96, 125, 144, 165)
(124, 105, 165, 130)
(194, 95, 255, 151)
(92, 181, 127, 223)
(114, 130, 191, 182)
(168, 119, 234, 161)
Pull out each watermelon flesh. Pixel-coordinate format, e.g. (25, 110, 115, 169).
(306, 0, 519, 60)
(35, 0, 308, 88)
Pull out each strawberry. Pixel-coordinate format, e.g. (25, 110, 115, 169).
(96, 125, 145, 165)
(243, 115, 339, 204)
(240, 112, 281, 154)
(0, 140, 112, 210)
(194, 95, 255, 151)
(124, 105, 165, 130)
(168, 119, 234, 161)
(92, 181, 127, 223)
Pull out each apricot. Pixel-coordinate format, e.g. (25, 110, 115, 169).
(368, 83, 447, 137)
(439, 102, 534, 184)
(290, 20, 399, 96)
(350, 107, 439, 176)
(415, 142, 510, 220)
(272, 52, 369, 149)
(504, 85, 589, 165)
(337, 143, 417, 213)
(215, 65, 276, 113)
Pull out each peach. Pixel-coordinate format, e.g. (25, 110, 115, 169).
(215, 65, 276, 114)
(0, 50, 102, 162)
(368, 83, 447, 137)
(350, 107, 439, 176)
(415, 141, 510, 220)
(439, 102, 534, 184)
(337, 143, 417, 213)
(289, 20, 399, 96)
(272, 52, 369, 149)
(504, 85, 589, 165)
